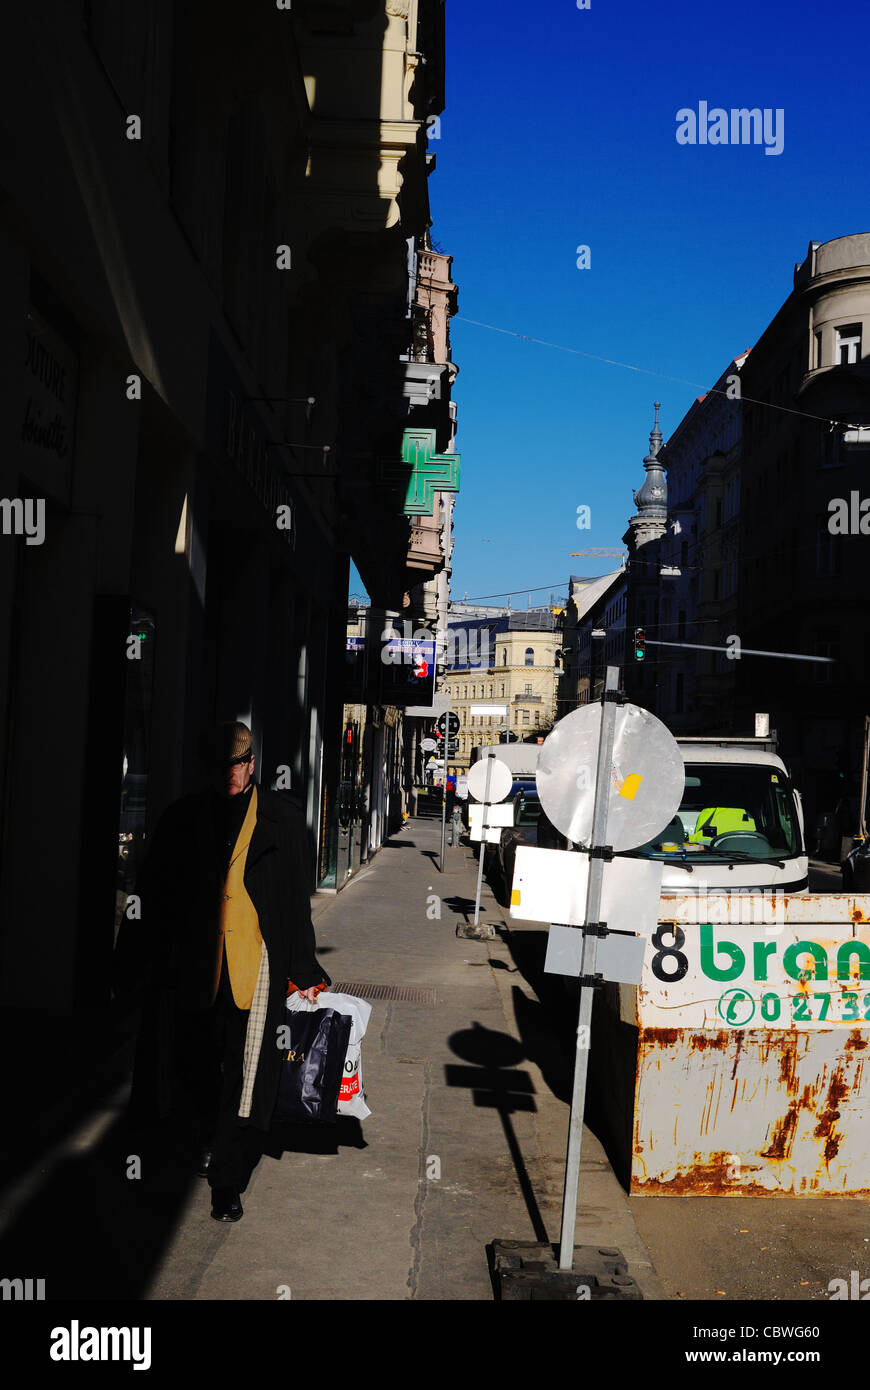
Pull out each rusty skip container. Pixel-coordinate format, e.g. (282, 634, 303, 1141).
(594, 892, 870, 1196)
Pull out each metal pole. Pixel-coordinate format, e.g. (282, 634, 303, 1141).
(439, 695, 451, 872)
(644, 638, 835, 664)
(558, 665, 620, 1271)
(859, 715, 870, 841)
(472, 753, 495, 924)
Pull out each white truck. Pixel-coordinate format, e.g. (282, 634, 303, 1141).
(479, 733, 808, 894)
(469, 741, 541, 780)
(622, 735, 808, 894)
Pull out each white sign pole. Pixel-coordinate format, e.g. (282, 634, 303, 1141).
(472, 754, 495, 924)
(558, 666, 620, 1271)
(439, 694, 451, 873)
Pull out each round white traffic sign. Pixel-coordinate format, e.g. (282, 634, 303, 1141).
(421, 738, 437, 752)
(467, 755, 513, 804)
(536, 702, 684, 850)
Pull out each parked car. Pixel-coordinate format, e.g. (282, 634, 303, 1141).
(842, 838, 870, 891)
(493, 781, 544, 893)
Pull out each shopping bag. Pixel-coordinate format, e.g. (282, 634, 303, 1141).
(316, 991, 373, 1120)
(273, 1003, 352, 1124)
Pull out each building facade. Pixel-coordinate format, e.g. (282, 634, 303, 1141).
(0, 0, 451, 1008)
(443, 608, 559, 769)
(655, 354, 748, 733)
(734, 235, 870, 831)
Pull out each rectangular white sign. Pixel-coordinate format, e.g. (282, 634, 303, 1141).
(509, 846, 663, 936)
(469, 704, 507, 718)
(545, 924, 647, 984)
(468, 804, 513, 842)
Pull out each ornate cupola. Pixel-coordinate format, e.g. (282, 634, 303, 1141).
(627, 402, 668, 551)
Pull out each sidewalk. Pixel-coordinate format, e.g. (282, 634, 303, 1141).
(0, 816, 665, 1301)
(141, 816, 665, 1300)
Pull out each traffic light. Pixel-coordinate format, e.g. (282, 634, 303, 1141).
(634, 627, 645, 661)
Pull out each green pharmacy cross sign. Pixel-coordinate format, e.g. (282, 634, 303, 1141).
(378, 428, 461, 516)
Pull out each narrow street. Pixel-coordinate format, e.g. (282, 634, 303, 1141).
(1, 821, 865, 1303)
(0, 818, 663, 1301)
(0, 1, 868, 1347)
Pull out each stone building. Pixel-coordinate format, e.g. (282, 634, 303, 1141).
(655, 353, 749, 732)
(0, 0, 451, 1009)
(626, 234, 870, 833)
(734, 234, 870, 830)
(443, 608, 559, 770)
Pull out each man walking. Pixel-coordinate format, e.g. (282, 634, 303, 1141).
(132, 722, 328, 1221)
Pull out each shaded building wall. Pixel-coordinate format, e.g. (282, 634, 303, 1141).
(735, 236, 870, 832)
(0, 0, 420, 1006)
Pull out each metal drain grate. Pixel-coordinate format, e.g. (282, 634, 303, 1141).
(330, 981, 437, 1005)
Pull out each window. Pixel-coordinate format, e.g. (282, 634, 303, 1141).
(522, 711, 530, 724)
(524, 683, 533, 695)
(525, 648, 534, 666)
(835, 323, 862, 366)
(820, 423, 842, 469)
(817, 518, 842, 577)
(811, 639, 839, 684)
(627, 763, 801, 862)
(814, 329, 823, 369)
(502, 649, 507, 666)
(500, 683, 505, 696)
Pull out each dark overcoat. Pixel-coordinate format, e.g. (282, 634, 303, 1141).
(123, 786, 326, 1131)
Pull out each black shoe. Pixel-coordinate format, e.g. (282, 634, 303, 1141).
(210, 1187, 243, 1222)
(196, 1146, 213, 1178)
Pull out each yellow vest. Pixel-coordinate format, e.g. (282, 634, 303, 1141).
(213, 786, 263, 1009)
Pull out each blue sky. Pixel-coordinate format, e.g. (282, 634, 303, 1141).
(353, 0, 870, 608)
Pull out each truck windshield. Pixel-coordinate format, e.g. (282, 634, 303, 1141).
(628, 763, 802, 863)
